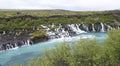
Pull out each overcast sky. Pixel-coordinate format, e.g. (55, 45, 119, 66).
(0, 0, 120, 11)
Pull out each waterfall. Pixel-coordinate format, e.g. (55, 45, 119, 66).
(14, 43, 19, 49)
(0, 45, 3, 50)
(33, 27, 35, 30)
(79, 24, 89, 31)
(85, 25, 89, 31)
(42, 24, 71, 39)
(25, 41, 27, 45)
(41, 24, 56, 39)
(117, 26, 120, 29)
(68, 24, 78, 34)
(54, 24, 70, 38)
(2, 31, 6, 35)
(6, 44, 11, 50)
(27, 40, 30, 46)
(11, 44, 18, 49)
(92, 24, 95, 32)
(41, 24, 86, 39)
(68, 24, 86, 34)
(23, 40, 31, 46)
(60, 28, 70, 38)
(76, 24, 85, 32)
(10, 44, 14, 48)
(46, 31, 56, 39)
(107, 25, 113, 31)
(100, 23, 105, 32)
(60, 28, 66, 38)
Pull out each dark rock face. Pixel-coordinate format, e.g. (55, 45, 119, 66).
(0, 38, 33, 51)
(88, 24, 93, 31)
(79, 24, 88, 31)
(0, 31, 33, 51)
(94, 23, 102, 32)
(31, 36, 48, 44)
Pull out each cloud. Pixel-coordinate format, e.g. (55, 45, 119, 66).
(0, 0, 120, 11)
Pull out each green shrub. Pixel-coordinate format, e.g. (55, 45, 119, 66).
(30, 29, 47, 39)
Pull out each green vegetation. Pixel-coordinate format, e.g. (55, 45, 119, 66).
(12, 30, 120, 66)
(0, 10, 104, 17)
(0, 14, 116, 31)
(103, 30, 120, 65)
(0, 10, 119, 33)
(50, 25, 58, 31)
(30, 29, 47, 39)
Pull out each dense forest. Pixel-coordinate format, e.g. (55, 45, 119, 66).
(12, 29, 120, 66)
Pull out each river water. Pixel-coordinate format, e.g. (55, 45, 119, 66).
(0, 32, 107, 66)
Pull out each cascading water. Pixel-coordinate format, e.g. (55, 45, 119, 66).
(0, 45, 2, 50)
(27, 40, 30, 46)
(117, 26, 120, 29)
(67, 24, 86, 34)
(107, 25, 113, 31)
(68, 24, 79, 34)
(14, 43, 18, 49)
(41, 24, 86, 39)
(10, 44, 14, 48)
(84, 24, 89, 31)
(92, 24, 95, 32)
(100, 23, 105, 32)
(2, 31, 6, 35)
